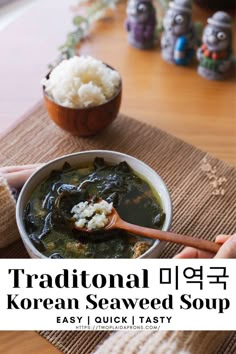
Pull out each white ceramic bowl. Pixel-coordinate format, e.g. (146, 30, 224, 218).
(16, 150, 172, 258)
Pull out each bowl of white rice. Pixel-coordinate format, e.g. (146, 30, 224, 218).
(42, 56, 122, 137)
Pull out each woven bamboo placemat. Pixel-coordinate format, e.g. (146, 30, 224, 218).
(0, 103, 235, 353)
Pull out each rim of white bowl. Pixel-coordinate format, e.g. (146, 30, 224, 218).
(16, 150, 173, 259)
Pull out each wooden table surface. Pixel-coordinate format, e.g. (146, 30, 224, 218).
(0, 1, 235, 353)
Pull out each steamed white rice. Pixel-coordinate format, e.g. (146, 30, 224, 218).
(42, 56, 121, 108)
(71, 200, 113, 230)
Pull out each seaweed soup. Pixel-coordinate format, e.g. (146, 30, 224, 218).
(24, 158, 165, 259)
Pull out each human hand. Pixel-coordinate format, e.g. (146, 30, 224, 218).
(0, 164, 42, 189)
(175, 234, 236, 259)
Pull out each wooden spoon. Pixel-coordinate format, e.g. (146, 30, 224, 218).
(75, 207, 221, 254)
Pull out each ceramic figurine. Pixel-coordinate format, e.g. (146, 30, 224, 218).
(197, 11, 233, 80)
(126, 0, 157, 49)
(161, 0, 196, 65)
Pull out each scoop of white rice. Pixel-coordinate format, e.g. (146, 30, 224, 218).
(71, 200, 113, 231)
(42, 56, 121, 108)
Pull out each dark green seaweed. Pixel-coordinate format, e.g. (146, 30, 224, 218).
(24, 159, 165, 259)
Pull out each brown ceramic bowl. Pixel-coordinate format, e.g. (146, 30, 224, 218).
(43, 67, 122, 137)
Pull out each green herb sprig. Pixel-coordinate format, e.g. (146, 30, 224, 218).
(50, 0, 172, 68)
(50, 0, 121, 68)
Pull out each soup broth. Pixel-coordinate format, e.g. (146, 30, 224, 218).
(24, 158, 165, 258)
